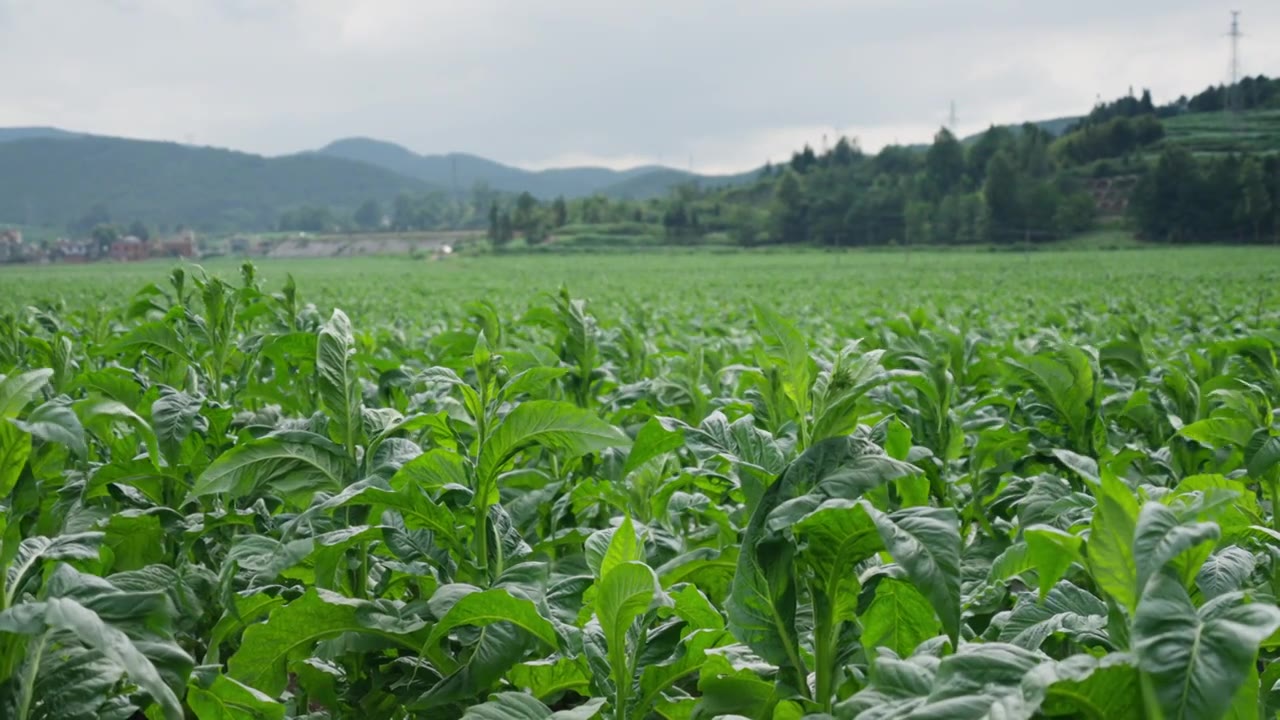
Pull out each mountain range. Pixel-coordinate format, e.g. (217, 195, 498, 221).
(0, 128, 758, 232)
(0, 116, 1078, 233)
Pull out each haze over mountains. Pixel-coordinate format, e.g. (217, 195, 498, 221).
(0, 117, 1076, 233)
(0, 127, 761, 232)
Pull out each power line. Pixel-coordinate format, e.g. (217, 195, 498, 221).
(1227, 10, 1243, 113)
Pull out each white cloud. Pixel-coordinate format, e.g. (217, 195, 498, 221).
(0, 0, 1276, 171)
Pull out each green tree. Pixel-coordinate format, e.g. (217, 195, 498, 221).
(925, 128, 965, 197)
(551, 196, 568, 228)
(91, 223, 119, 252)
(1238, 157, 1271, 243)
(354, 199, 382, 231)
(983, 151, 1020, 241)
(514, 192, 538, 232)
(772, 169, 808, 243)
(127, 219, 151, 242)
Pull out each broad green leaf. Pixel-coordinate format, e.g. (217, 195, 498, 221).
(584, 515, 643, 581)
(190, 432, 351, 500)
(187, 669, 285, 720)
(861, 578, 940, 661)
(1179, 417, 1254, 450)
(506, 656, 592, 700)
(478, 400, 630, 484)
(794, 499, 880, 619)
(0, 369, 52, 418)
(1087, 473, 1140, 612)
(754, 303, 810, 421)
(390, 447, 469, 493)
(428, 587, 559, 650)
(998, 581, 1109, 651)
(1133, 573, 1280, 720)
(0, 421, 32, 497)
(462, 692, 605, 720)
(151, 389, 203, 465)
(1195, 547, 1257, 600)
(228, 589, 419, 696)
(11, 398, 86, 457)
(624, 416, 684, 475)
(1024, 525, 1084, 598)
(317, 309, 362, 454)
(866, 504, 962, 645)
(1132, 501, 1219, 594)
(0, 596, 187, 720)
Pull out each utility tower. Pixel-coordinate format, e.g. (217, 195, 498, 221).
(948, 101, 957, 132)
(1227, 10, 1242, 113)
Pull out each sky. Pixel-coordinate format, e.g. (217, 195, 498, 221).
(1, 0, 1277, 174)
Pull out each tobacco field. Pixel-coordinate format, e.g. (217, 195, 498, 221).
(1, 249, 1280, 719)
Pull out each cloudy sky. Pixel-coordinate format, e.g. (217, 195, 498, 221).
(1, 0, 1276, 173)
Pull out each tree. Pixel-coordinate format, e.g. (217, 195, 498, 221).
(1130, 146, 1204, 242)
(925, 128, 965, 197)
(487, 202, 500, 241)
(983, 151, 1020, 241)
(392, 194, 415, 231)
(72, 204, 112, 237)
(127, 220, 151, 242)
(772, 170, 808, 243)
(91, 224, 119, 252)
(1238, 157, 1271, 243)
(354, 199, 382, 231)
(513, 192, 538, 233)
(552, 196, 568, 228)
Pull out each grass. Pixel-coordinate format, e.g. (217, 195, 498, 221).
(1161, 109, 1280, 155)
(4, 248, 1278, 330)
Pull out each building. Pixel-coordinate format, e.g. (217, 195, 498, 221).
(110, 236, 148, 262)
(153, 229, 198, 259)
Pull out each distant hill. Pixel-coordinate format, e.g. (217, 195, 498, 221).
(600, 167, 760, 199)
(316, 137, 753, 200)
(0, 127, 85, 143)
(0, 135, 431, 231)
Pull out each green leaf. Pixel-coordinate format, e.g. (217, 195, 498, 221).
(754, 303, 810, 421)
(866, 504, 962, 646)
(624, 416, 684, 475)
(998, 581, 1109, 651)
(0, 596, 187, 720)
(462, 692, 605, 720)
(1087, 473, 1140, 612)
(0, 422, 32, 497)
(1132, 501, 1219, 594)
(1024, 525, 1084, 599)
(187, 669, 285, 720)
(1248, 435, 1280, 479)
(11, 399, 86, 457)
(428, 587, 559, 650)
(228, 589, 419, 697)
(584, 515, 643, 581)
(793, 499, 881, 620)
(861, 578, 940, 661)
(0, 369, 52, 418)
(317, 309, 362, 454)
(77, 398, 160, 469)
(506, 656, 592, 700)
(151, 389, 203, 466)
(5, 533, 103, 608)
(389, 448, 469, 493)
(1196, 547, 1257, 600)
(1133, 573, 1280, 720)
(1179, 417, 1254, 450)
(478, 401, 630, 485)
(190, 432, 351, 500)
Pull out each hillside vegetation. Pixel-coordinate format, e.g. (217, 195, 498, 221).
(0, 136, 431, 232)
